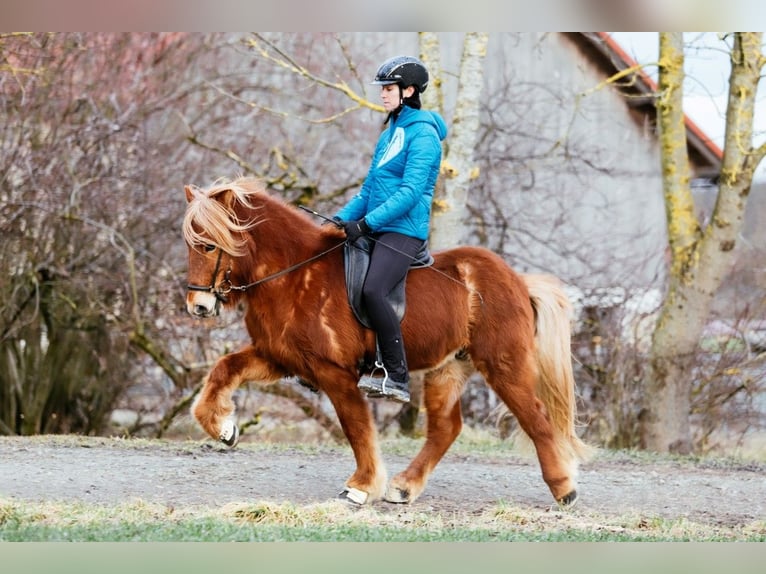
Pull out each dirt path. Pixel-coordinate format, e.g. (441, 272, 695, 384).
(0, 436, 763, 527)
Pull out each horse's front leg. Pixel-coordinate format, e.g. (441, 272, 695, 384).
(320, 369, 388, 505)
(192, 345, 284, 447)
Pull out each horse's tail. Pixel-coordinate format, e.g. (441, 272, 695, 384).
(523, 274, 593, 464)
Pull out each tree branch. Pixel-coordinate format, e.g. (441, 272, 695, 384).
(246, 33, 384, 115)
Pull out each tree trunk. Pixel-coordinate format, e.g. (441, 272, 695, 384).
(428, 32, 489, 250)
(396, 34, 488, 433)
(642, 33, 766, 452)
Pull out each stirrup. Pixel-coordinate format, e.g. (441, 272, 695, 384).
(357, 360, 387, 394)
(357, 361, 410, 403)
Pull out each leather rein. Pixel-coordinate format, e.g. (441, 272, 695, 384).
(186, 241, 346, 304)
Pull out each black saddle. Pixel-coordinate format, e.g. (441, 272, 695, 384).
(344, 235, 433, 329)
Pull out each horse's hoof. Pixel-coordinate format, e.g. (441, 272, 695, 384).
(219, 420, 240, 448)
(557, 489, 578, 509)
(384, 485, 411, 504)
(338, 487, 368, 505)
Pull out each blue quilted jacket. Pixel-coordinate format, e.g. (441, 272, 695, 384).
(336, 106, 448, 240)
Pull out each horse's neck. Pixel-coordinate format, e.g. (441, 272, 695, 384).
(249, 203, 323, 261)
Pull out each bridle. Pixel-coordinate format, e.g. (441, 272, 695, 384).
(186, 248, 231, 307)
(186, 241, 346, 311)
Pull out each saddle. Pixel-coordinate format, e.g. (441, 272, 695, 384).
(344, 235, 433, 329)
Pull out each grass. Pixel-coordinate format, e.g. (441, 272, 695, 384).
(1, 497, 764, 542)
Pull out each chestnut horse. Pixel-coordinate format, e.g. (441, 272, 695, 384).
(183, 176, 590, 507)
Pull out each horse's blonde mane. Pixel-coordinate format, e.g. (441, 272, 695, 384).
(183, 176, 265, 256)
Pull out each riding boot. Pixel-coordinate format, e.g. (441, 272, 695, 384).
(358, 336, 410, 403)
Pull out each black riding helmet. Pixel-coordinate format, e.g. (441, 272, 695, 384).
(371, 56, 429, 93)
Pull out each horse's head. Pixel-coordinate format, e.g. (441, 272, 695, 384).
(183, 178, 260, 317)
(184, 238, 229, 318)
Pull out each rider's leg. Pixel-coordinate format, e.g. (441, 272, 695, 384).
(358, 233, 424, 402)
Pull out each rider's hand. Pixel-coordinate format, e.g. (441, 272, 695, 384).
(341, 218, 370, 242)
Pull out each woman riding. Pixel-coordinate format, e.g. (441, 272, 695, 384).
(335, 55, 448, 403)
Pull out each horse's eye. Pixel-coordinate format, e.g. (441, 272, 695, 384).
(204, 244, 216, 252)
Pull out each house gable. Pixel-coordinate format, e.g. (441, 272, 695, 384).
(564, 32, 723, 180)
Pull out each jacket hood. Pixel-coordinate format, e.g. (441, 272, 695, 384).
(395, 106, 448, 141)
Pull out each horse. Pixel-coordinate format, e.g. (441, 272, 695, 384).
(183, 175, 591, 507)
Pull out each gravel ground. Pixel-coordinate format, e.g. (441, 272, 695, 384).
(1, 435, 764, 528)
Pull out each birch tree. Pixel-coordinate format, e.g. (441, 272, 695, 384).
(642, 33, 766, 453)
(425, 32, 489, 249)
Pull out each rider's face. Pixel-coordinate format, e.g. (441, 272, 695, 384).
(381, 84, 415, 112)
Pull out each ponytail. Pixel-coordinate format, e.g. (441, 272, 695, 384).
(402, 91, 422, 110)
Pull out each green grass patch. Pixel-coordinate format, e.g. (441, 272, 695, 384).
(1, 498, 763, 542)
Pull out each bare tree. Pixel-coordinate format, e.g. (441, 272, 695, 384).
(0, 33, 223, 434)
(641, 33, 766, 453)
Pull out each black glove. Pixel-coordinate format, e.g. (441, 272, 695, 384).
(341, 218, 370, 242)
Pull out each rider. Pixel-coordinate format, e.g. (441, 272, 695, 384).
(335, 55, 448, 403)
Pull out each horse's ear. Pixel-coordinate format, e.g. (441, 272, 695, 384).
(221, 189, 236, 210)
(184, 185, 194, 203)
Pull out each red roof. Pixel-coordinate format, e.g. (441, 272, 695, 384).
(565, 32, 723, 177)
(596, 32, 723, 161)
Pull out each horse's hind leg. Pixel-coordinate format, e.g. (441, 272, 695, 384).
(485, 357, 578, 506)
(386, 358, 471, 504)
(192, 345, 283, 446)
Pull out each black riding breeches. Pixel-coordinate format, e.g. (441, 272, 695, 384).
(361, 232, 426, 345)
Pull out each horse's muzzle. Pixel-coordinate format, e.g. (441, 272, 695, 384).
(186, 292, 220, 318)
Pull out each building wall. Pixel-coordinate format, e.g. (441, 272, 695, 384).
(464, 32, 669, 290)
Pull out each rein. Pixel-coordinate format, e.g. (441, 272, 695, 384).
(187, 241, 346, 302)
